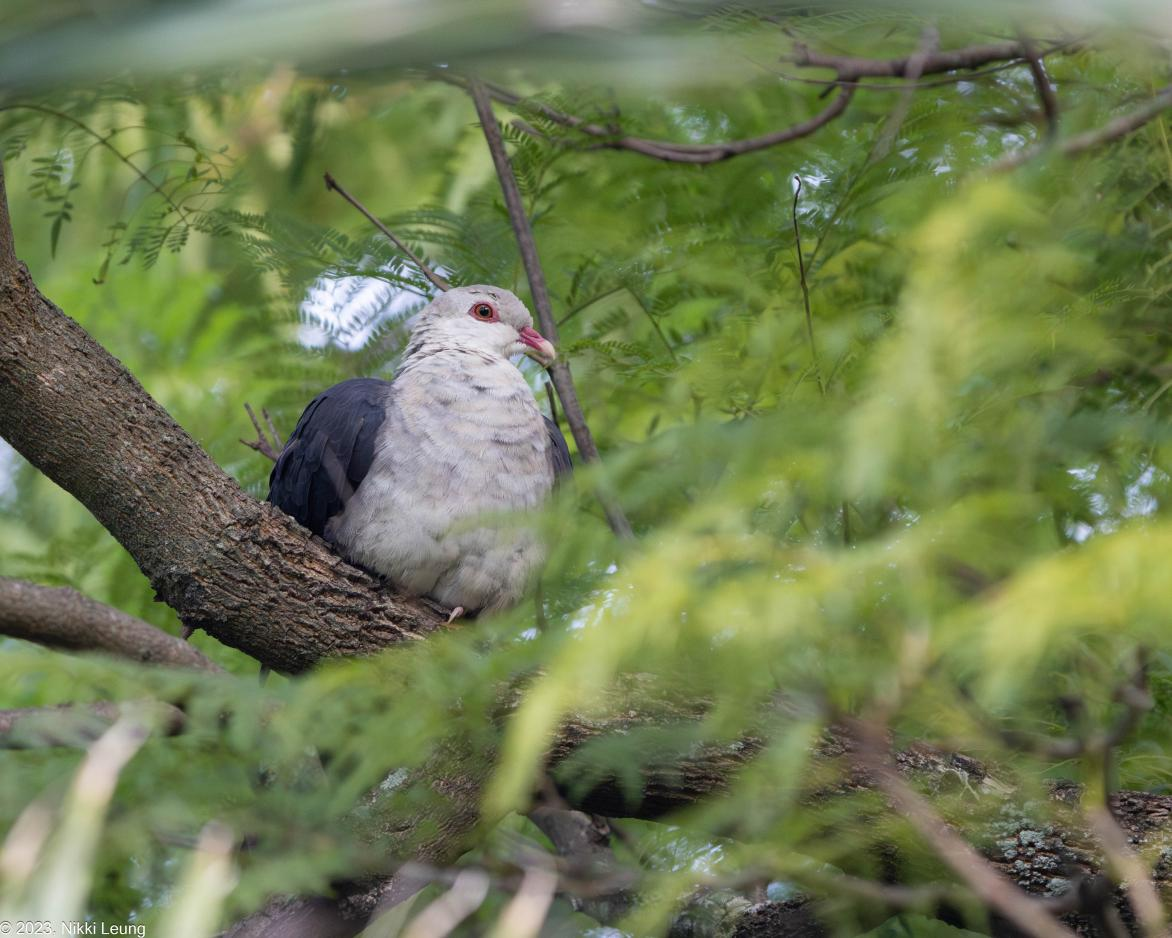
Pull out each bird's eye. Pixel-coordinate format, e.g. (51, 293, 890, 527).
(469, 302, 498, 322)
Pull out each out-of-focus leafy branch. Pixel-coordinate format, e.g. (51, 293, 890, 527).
(992, 84, 1172, 170)
(0, 101, 230, 276)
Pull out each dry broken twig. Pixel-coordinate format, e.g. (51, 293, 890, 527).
(241, 402, 282, 462)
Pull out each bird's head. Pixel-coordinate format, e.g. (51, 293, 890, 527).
(412, 285, 557, 368)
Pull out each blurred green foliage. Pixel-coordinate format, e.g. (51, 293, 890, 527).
(1, 3, 1171, 936)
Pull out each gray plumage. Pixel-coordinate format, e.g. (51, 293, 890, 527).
(269, 285, 568, 614)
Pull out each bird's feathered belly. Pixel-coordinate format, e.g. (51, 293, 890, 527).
(325, 358, 554, 613)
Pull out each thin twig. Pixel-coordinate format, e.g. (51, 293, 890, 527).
(955, 651, 1161, 929)
(544, 381, 560, 427)
(241, 402, 281, 463)
(468, 78, 633, 539)
(873, 25, 939, 160)
(792, 173, 854, 544)
(791, 176, 823, 395)
(322, 171, 451, 292)
(1087, 805, 1166, 937)
(427, 38, 1087, 170)
(623, 288, 679, 362)
(263, 409, 283, 450)
(0, 104, 193, 222)
(386, 850, 968, 914)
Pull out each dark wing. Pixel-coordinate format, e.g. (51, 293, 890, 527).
(545, 415, 573, 480)
(268, 377, 389, 537)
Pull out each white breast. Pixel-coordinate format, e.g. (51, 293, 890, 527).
(326, 350, 555, 613)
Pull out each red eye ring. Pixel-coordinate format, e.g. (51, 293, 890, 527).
(469, 302, 499, 323)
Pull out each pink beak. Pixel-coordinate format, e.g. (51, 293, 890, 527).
(519, 326, 557, 367)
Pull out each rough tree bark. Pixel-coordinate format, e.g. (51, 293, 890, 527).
(0, 576, 219, 670)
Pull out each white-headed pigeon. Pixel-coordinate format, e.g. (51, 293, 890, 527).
(268, 285, 571, 619)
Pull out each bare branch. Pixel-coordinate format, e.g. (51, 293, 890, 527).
(0, 576, 220, 671)
(430, 37, 1082, 168)
(460, 75, 854, 165)
(791, 176, 822, 395)
(785, 38, 1075, 82)
(776, 37, 1083, 92)
(264, 409, 283, 450)
(323, 171, 451, 292)
(1019, 34, 1061, 141)
(468, 78, 633, 539)
(873, 25, 940, 160)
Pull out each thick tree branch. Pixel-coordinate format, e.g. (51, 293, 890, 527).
(468, 79, 633, 538)
(227, 716, 1172, 938)
(0, 576, 220, 670)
